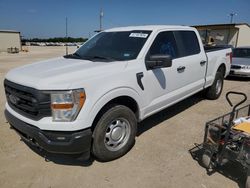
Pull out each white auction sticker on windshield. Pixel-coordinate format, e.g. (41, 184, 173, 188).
(129, 33, 148, 38)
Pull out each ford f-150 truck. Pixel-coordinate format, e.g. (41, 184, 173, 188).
(4, 25, 232, 161)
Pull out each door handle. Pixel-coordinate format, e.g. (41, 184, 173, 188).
(177, 66, 185, 73)
(200, 60, 206, 66)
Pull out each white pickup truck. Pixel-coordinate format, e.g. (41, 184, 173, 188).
(4, 25, 232, 161)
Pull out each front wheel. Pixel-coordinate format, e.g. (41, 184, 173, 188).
(205, 71, 224, 100)
(92, 105, 137, 162)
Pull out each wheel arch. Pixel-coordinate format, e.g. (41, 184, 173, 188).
(88, 88, 142, 131)
(217, 63, 226, 77)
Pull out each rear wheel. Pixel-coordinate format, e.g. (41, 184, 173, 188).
(205, 70, 224, 100)
(92, 105, 137, 161)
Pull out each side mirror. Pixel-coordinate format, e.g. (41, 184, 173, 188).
(146, 55, 172, 70)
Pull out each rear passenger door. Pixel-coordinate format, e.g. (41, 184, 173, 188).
(143, 30, 206, 116)
(173, 30, 207, 96)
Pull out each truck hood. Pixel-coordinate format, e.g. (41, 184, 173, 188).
(232, 57, 250, 66)
(5, 57, 127, 90)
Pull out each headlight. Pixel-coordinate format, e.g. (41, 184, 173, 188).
(50, 89, 86, 122)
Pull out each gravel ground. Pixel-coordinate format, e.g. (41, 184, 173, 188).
(0, 46, 249, 188)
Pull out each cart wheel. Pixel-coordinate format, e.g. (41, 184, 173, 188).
(201, 150, 214, 169)
(246, 171, 250, 188)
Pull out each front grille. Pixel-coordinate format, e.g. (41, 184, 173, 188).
(4, 79, 51, 120)
(231, 65, 241, 69)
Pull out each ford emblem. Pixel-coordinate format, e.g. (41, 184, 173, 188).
(9, 94, 19, 105)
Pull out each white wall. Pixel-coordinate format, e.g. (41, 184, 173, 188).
(236, 25, 250, 47)
(0, 32, 21, 52)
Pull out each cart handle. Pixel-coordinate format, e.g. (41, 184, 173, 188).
(226, 91, 247, 111)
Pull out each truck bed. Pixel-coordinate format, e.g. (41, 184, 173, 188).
(204, 46, 232, 88)
(204, 45, 233, 52)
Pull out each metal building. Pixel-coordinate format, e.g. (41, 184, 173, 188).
(0, 30, 21, 52)
(193, 23, 250, 47)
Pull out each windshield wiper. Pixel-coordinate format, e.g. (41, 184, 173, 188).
(64, 53, 119, 62)
(64, 53, 82, 59)
(82, 55, 117, 62)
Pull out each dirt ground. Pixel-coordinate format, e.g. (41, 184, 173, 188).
(0, 46, 249, 188)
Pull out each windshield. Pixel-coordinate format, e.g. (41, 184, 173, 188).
(233, 48, 250, 58)
(65, 30, 151, 62)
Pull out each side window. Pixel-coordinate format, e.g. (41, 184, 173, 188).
(147, 31, 178, 59)
(174, 31, 201, 57)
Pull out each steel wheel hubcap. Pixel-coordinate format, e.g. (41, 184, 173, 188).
(215, 79, 222, 95)
(104, 118, 131, 151)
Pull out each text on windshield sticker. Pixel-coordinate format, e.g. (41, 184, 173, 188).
(129, 33, 148, 38)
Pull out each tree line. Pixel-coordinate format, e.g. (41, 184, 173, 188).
(22, 37, 88, 43)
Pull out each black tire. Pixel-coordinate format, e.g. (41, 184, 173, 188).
(205, 71, 224, 100)
(246, 170, 250, 188)
(92, 105, 137, 162)
(201, 150, 213, 169)
(246, 177, 250, 188)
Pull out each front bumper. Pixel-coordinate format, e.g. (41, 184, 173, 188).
(5, 110, 92, 156)
(229, 69, 250, 77)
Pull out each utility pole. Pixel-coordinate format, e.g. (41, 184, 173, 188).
(100, 8, 104, 31)
(66, 17, 68, 55)
(229, 12, 237, 23)
(94, 2, 104, 33)
(226, 13, 237, 45)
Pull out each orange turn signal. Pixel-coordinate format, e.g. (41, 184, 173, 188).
(51, 91, 86, 110)
(79, 92, 86, 108)
(51, 103, 74, 109)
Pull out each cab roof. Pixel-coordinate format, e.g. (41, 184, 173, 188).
(105, 25, 195, 32)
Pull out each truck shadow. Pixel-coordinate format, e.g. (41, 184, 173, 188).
(137, 92, 203, 136)
(189, 144, 247, 188)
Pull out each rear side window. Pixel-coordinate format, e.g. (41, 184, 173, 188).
(174, 31, 200, 57)
(147, 31, 178, 59)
